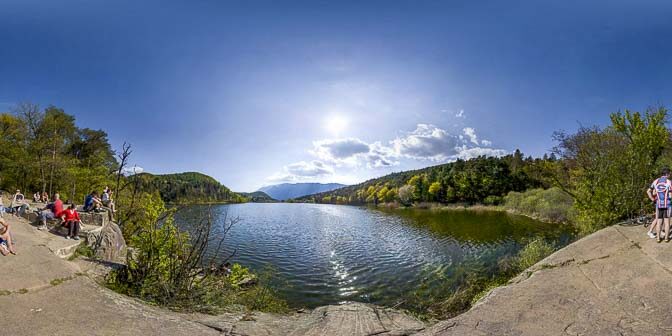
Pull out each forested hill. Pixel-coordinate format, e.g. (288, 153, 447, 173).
(237, 191, 276, 203)
(135, 172, 245, 204)
(295, 152, 553, 205)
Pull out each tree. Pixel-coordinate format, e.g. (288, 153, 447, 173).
(398, 185, 414, 205)
(428, 182, 442, 202)
(554, 107, 670, 233)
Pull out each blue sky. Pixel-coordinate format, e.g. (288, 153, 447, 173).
(1, 0, 671, 191)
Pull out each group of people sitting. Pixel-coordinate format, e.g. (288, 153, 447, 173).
(37, 192, 82, 240)
(32, 191, 51, 203)
(83, 187, 116, 214)
(36, 186, 117, 239)
(0, 186, 119, 256)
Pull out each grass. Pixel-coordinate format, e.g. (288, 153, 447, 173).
(515, 238, 556, 271)
(504, 187, 575, 224)
(68, 244, 95, 261)
(50, 276, 74, 286)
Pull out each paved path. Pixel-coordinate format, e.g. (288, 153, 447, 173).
(0, 215, 222, 336)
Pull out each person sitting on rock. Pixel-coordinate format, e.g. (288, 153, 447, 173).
(0, 218, 16, 256)
(33, 191, 40, 203)
(41, 191, 49, 203)
(101, 188, 116, 213)
(10, 190, 25, 216)
(38, 193, 64, 231)
(84, 191, 103, 212)
(60, 203, 81, 240)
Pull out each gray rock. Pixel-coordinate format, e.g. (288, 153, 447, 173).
(88, 222, 127, 262)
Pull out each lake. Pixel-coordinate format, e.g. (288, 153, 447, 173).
(175, 203, 575, 309)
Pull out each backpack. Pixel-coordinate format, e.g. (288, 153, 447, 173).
(655, 176, 671, 208)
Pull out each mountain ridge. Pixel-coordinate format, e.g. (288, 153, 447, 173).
(258, 182, 346, 201)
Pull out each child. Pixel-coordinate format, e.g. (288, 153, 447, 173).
(61, 203, 81, 240)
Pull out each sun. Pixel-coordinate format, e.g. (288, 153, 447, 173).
(324, 115, 348, 135)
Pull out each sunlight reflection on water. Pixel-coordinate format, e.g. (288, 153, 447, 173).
(175, 203, 575, 308)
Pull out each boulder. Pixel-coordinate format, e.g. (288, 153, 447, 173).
(87, 222, 126, 262)
(79, 211, 109, 226)
(236, 276, 258, 287)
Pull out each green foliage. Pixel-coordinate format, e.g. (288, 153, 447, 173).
(68, 244, 95, 261)
(108, 194, 287, 314)
(554, 107, 670, 233)
(482, 195, 503, 206)
(227, 263, 253, 289)
(299, 154, 551, 206)
(0, 103, 117, 201)
(514, 238, 555, 271)
(504, 188, 575, 223)
(134, 172, 244, 204)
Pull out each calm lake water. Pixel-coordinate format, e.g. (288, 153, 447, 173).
(175, 203, 575, 309)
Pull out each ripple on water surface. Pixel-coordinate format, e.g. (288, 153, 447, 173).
(175, 203, 575, 308)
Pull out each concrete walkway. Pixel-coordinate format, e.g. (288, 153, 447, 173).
(0, 215, 222, 336)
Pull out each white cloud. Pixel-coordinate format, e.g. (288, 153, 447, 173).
(453, 146, 508, 160)
(456, 109, 465, 118)
(122, 165, 144, 176)
(462, 127, 479, 145)
(269, 123, 507, 184)
(311, 137, 399, 168)
(390, 124, 507, 162)
(311, 138, 370, 164)
(266, 160, 334, 183)
(391, 124, 460, 161)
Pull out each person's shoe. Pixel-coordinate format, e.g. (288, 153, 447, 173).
(65, 236, 70, 240)
(73, 236, 80, 241)
(657, 238, 663, 243)
(648, 231, 657, 239)
(37, 225, 47, 231)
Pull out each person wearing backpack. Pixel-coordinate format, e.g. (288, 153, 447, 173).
(648, 168, 672, 243)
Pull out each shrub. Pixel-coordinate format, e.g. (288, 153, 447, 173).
(504, 187, 574, 223)
(483, 195, 503, 206)
(107, 193, 287, 314)
(515, 238, 555, 271)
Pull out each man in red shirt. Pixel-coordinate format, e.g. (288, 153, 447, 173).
(37, 193, 63, 231)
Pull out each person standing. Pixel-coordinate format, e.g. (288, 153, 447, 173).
(648, 168, 672, 243)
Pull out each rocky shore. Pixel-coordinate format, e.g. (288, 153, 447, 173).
(2, 212, 670, 335)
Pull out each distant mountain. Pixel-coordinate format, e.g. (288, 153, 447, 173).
(259, 183, 347, 201)
(237, 191, 276, 203)
(135, 172, 245, 204)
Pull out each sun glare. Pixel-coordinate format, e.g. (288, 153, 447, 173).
(324, 115, 349, 135)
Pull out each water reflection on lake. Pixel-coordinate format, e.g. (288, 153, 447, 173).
(175, 203, 575, 308)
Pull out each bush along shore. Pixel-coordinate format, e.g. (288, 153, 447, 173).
(105, 192, 288, 314)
